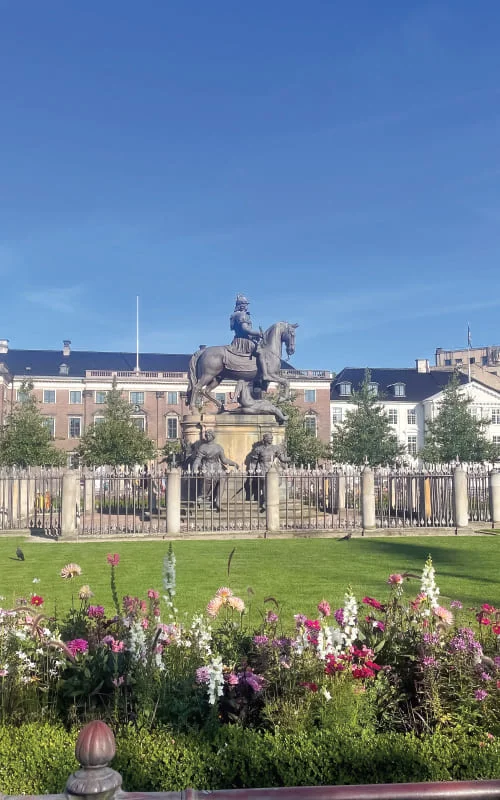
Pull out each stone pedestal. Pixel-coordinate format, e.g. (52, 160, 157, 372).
(211, 412, 286, 470)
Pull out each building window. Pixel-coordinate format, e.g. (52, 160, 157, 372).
(43, 417, 55, 438)
(94, 416, 105, 426)
(215, 392, 226, 404)
(470, 357, 475, 364)
(393, 383, 406, 397)
(167, 391, 178, 405)
(407, 435, 418, 456)
(304, 389, 316, 403)
(43, 390, 56, 404)
(166, 417, 178, 439)
(491, 409, 500, 424)
(69, 390, 82, 404)
(444, 359, 452, 366)
(407, 409, 417, 425)
(95, 391, 108, 404)
(69, 417, 82, 438)
(338, 382, 351, 396)
(59, 363, 69, 375)
(388, 409, 398, 424)
(132, 416, 146, 431)
(304, 415, 317, 436)
(455, 358, 462, 365)
(16, 389, 29, 403)
(482, 355, 488, 365)
(130, 391, 144, 405)
(367, 382, 378, 396)
(332, 407, 343, 424)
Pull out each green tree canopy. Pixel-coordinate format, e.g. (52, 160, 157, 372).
(274, 392, 330, 466)
(0, 380, 66, 467)
(78, 380, 155, 467)
(420, 372, 497, 463)
(330, 370, 405, 466)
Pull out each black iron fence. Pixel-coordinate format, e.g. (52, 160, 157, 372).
(374, 467, 454, 528)
(0, 468, 62, 534)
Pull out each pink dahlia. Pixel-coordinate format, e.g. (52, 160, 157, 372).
(228, 595, 245, 613)
(206, 596, 223, 618)
(66, 639, 89, 657)
(388, 573, 403, 585)
(318, 600, 331, 617)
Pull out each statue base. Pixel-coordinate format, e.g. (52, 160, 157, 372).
(210, 412, 286, 471)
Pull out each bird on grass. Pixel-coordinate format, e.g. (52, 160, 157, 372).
(337, 532, 352, 541)
(16, 546, 25, 561)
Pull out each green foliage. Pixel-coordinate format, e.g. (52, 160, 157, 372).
(162, 437, 182, 466)
(0, 380, 66, 467)
(273, 392, 330, 466)
(330, 370, 405, 466)
(78, 379, 155, 467)
(1, 723, 499, 794)
(420, 372, 497, 463)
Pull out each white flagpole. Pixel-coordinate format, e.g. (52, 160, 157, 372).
(467, 322, 471, 383)
(136, 296, 140, 373)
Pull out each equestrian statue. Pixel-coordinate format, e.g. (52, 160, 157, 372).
(186, 294, 298, 414)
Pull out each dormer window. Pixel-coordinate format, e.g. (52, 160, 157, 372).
(59, 363, 69, 376)
(393, 382, 406, 397)
(338, 382, 352, 396)
(367, 382, 379, 397)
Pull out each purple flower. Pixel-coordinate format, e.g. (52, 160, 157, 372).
(226, 672, 238, 685)
(450, 600, 463, 609)
(294, 614, 307, 628)
(334, 608, 344, 626)
(495, 656, 500, 667)
(66, 639, 89, 657)
(101, 635, 115, 647)
(253, 635, 269, 646)
(238, 669, 264, 692)
(423, 633, 440, 645)
(373, 620, 385, 632)
(266, 610, 279, 624)
(87, 605, 105, 619)
(272, 637, 292, 649)
(474, 689, 488, 701)
(422, 656, 438, 668)
(195, 666, 210, 685)
(481, 671, 492, 681)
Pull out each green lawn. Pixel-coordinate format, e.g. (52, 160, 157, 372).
(1, 535, 498, 625)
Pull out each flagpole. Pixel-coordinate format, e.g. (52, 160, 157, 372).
(135, 296, 140, 373)
(467, 322, 471, 383)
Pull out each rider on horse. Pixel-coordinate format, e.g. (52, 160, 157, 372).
(229, 294, 267, 383)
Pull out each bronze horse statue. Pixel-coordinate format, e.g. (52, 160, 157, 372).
(187, 321, 298, 411)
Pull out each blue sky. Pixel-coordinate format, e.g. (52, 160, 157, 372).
(1, 1, 500, 372)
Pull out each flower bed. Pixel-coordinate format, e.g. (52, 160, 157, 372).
(0, 547, 499, 744)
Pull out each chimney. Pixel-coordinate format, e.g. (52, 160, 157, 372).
(63, 340, 71, 357)
(0, 339, 9, 354)
(415, 358, 430, 374)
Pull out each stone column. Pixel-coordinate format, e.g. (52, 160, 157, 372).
(19, 478, 29, 526)
(166, 468, 181, 534)
(265, 465, 280, 533)
(453, 465, 469, 528)
(61, 470, 78, 538)
(84, 476, 94, 512)
(489, 470, 500, 527)
(337, 474, 346, 512)
(361, 464, 376, 531)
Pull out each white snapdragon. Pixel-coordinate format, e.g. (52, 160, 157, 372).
(190, 614, 212, 656)
(342, 590, 358, 649)
(420, 556, 440, 609)
(207, 655, 224, 705)
(323, 625, 343, 657)
(128, 620, 147, 663)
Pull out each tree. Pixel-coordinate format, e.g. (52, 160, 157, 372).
(274, 392, 330, 466)
(0, 380, 66, 467)
(330, 370, 405, 466)
(78, 380, 155, 468)
(420, 372, 497, 463)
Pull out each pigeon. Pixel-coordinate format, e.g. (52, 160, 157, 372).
(16, 546, 25, 561)
(337, 532, 352, 541)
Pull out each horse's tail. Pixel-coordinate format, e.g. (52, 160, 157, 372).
(187, 349, 203, 407)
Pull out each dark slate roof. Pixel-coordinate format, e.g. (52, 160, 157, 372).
(331, 368, 470, 402)
(0, 349, 295, 378)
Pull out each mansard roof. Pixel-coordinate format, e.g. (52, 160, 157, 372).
(331, 368, 470, 402)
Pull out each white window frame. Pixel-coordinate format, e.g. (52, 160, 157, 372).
(130, 391, 145, 405)
(388, 408, 398, 425)
(304, 414, 317, 437)
(166, 416, 179, 440)
(339, 382, 352, 396)
(331, 407, 343, 424)
(68, 417, 82, 439)
(407, 409, 417, 425)
(367, 382, 378, 397)
(94, 416, 105, 426)
(491, 409, 500, 425)
(69, 390, 82, 404)
(407, 435, 418, 456)
(215, 392, 226, 404)
(394, 383, 406, 397)
(95, 391, 108, 404)
(16, 389, 29, 403)
(132, 416, 146, 432)
(43, 416, 56, 438)
(304, 389, 316, 403)
(43, 389, 56, 404)
(167, 391, 178, 405)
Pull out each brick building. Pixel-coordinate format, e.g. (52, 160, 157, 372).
(0, 339, 332, 465)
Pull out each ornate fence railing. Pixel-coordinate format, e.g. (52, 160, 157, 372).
(0, 468, 63, 534)
(374, 467, 454, 528)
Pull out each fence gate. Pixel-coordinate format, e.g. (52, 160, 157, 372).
(181, 470, 267, 532)
(79, 471, 168, 535)
(375, 468, 454, 528)
(467, 467, 492, 523)
(280, 467, 361, 531)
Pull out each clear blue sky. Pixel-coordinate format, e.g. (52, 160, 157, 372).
(1, 1, 500, 372)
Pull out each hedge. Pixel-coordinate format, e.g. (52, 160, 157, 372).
(0, 724, 499, 795)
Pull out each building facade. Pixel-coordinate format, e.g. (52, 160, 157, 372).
(435, 344, 500, 374)
(0, 340, 332, 464)
(331, 361, 500, 459)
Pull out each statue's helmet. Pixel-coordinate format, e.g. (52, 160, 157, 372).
(235, 293, 249, 308)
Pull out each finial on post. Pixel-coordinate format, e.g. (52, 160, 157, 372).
(66, 721, 122, 800)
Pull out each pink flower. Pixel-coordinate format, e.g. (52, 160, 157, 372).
(492, 624, 500, 635)
(373, 620, 385, 632)
(481, 603, 495, 613)
(112, 676, 124, 687)
(107, 553, 120, 566)
(0, 669, 8, 677)
(111, 640, 125, 653)
(253, 635, 269, 645)
(87, 605, 105, 619)
(228, 596, 245, 613)
(266, 610, 279, 624)
(226, 672, 239, 685)
(216, 587, 233, 599)
(305, 619, 320, 631)
(450, 600, 463, 609)
(153, 607, 161, 616)
(318, 600, 331, 617)
(300, 682, 318, 692)
(432, 606, 453, 625)
(475, 689, 488, 701)
(388, 573, 403, 585)
(66, 639, 89, 657)
(238, 669, 265, 692)
(294, 613, 307, 628)
(362, 597, 384, 611)
(206, 596, 223, 618)
(480, 617, 491, 626)
(147, 589, 160, 600)
(141, 618, 149, 629)
(196, 666, 210, 684)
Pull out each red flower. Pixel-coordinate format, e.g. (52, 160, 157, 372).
(480, 617, 491, 626)
(300, 682, 318, 692)
(481, 604, 495, 613)
(362, 596, 384, 611)
(305, 619, 321, 631)
(107, 553, 120, 566)
(30, 595, 44, 606)
(492, 624, 500, 635)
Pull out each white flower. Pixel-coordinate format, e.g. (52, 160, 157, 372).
(342, 589, 358, 649)
(207, 655, 224, 705)
(163, 547, 176, 597)
(321, 686, 332, 701)
(32, 578, 41, 584)
(420, 556, 440, 609)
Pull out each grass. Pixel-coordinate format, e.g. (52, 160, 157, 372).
(1, 535, 499, 626)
